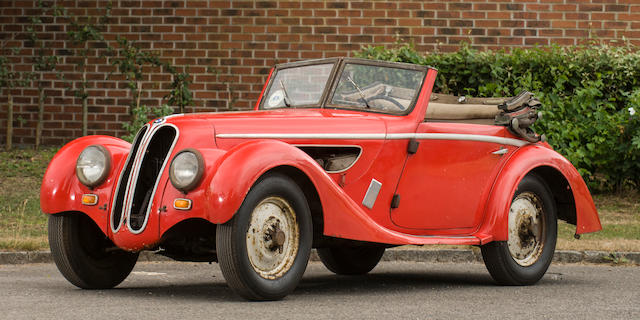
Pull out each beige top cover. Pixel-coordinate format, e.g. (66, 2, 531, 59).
(425, 94, 510, 123)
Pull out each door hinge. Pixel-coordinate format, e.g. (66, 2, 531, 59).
(391, 194, 401, 209)
(407, 138, 419, 154)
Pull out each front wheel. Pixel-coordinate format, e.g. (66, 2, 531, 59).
(216, 173, 313, 300)
(48, 213, 138, 289)
(481, 174, 557, 285)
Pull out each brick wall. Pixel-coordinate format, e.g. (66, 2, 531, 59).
(1, 0, 639, 146)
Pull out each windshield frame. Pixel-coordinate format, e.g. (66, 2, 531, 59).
(258, 57, 432, 115)
(324, 58, 429, 116)
(258, 58, 340, 110)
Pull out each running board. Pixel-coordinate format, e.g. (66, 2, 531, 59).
(408, 235, 482, 246)
(406, 233, 493, 245)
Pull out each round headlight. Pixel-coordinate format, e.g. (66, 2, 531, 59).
(169, 149, 204, 193)
(76, 145, 111, 188)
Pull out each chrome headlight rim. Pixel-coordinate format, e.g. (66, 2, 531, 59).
(169, 148, 205, 193)
(75, 144, 111, 188)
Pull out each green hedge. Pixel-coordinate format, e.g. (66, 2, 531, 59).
(355, 43, 640, 192)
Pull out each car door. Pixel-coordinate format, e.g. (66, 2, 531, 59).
(390, 122, 517, 233)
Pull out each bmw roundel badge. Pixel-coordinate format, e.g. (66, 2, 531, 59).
(153, 117, 166, 124)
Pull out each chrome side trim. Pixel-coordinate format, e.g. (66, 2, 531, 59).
(216, 132, 528, 147)
(125, 123, 180, 235)
(403, 133, 528, 147)
(362, 179, 382, 209)
(216, 133, 386, 140)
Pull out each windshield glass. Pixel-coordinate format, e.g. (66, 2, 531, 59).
(329, 64, 424, 113)
(262, 63, 334, 109)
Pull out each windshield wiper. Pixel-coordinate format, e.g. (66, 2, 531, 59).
(279, 79, 292, 107)
(346, 75, 371, 109)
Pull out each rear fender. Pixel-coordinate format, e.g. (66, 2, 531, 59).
(478, 144, 601, 242)
(40, 136, 131, 235)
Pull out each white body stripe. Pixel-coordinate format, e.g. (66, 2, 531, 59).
(216, 133, 386, 140)
(216, 133, 528, 147)
(405, 133, 528, 147)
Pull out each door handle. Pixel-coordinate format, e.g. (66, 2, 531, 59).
(492, 148, 509, 155)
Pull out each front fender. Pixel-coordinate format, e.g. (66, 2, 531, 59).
(478, 144, 601, 242)
(40, 135, 131, 235)
(204, 139, 325, 224)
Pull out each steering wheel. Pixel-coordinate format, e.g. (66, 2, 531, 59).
(368, 95, 406, 110)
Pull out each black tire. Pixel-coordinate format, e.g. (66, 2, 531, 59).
(481, 174, 557, 285)
(317, 245, 385, 275)
(216, 173, 313, 300)
(48, 213, 138, 289)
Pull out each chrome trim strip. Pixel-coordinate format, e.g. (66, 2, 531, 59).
(216, 133, 386, 140)
(110, 124, 149, 234)
(401, 133, 528, 147)
(362, 179, 382, 209)
(125, 123, 180, 235)
(216, 132, 528, 147)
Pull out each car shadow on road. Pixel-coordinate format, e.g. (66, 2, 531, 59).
(71, 266, 500, 302)
(296, 269, 496, 295)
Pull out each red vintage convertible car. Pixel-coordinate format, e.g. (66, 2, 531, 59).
(41, 57, 601, 300)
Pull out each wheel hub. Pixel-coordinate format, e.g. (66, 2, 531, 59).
(246, 197, 299, 280)
(507, 192, 545, 267)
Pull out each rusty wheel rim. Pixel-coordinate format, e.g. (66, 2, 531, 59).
(246, 196, 299, 280)
(507, 192, 546, 267)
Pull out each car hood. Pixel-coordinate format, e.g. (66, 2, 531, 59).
(166, 108, 388, 150)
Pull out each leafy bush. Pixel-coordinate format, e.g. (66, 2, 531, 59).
(356, 43, 640, 192)
(122, 104, 174, 142)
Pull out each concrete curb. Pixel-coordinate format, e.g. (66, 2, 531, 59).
(2, 249, 639, 266)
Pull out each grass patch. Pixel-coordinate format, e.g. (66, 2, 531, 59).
(557, 192, 640, 251)
(0, 147, 57, 251)
(0, 147, 639, 252)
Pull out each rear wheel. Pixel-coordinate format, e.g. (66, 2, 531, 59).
(216, 173, 313, 300)
(317, 245, 385, 275)
(48, 213, 138, 289)
(481, 174, 557, 285)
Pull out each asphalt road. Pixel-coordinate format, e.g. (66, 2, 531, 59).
(1, 261, 638, 320)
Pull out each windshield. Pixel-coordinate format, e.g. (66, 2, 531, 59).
(262, 63, 334, 109)
(329, 63, 424, 114)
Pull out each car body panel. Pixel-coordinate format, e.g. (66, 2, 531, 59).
(392, 123, 518, 232)
(40, 135, 131, 235)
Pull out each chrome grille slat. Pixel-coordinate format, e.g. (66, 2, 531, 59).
(110, 123, 179, 235)
(126, 125, 178, 233)
(110, 125, 149, 233)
